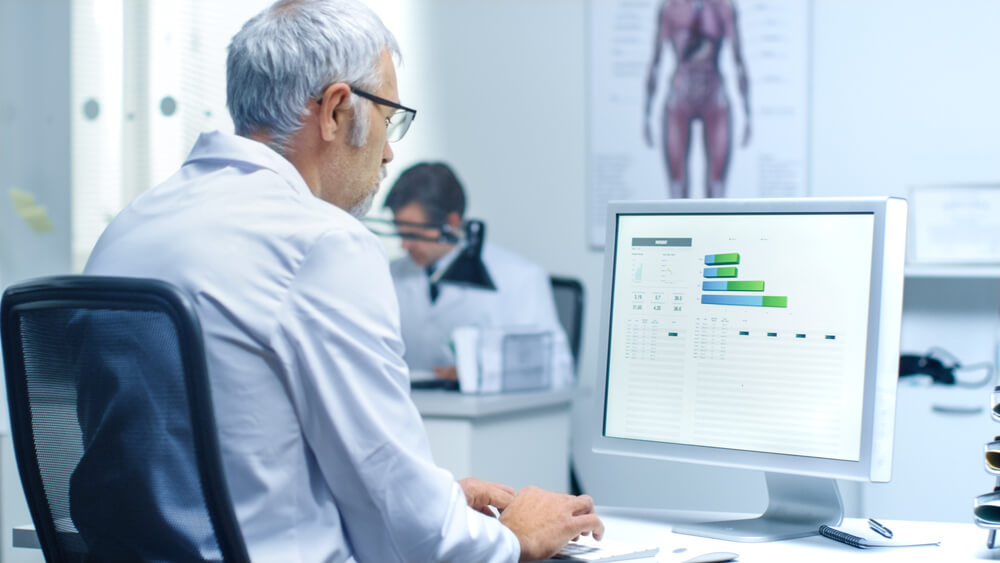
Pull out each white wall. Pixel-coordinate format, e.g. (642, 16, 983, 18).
(0, 2, 70, 558)
(0, 0, 73, 286)
(377, 0, 1000, 520)
(811, 1, 1000, 197)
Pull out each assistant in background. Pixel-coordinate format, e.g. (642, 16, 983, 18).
(384, 162, 573, 387)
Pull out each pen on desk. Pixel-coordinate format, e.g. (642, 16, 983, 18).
(868, 518, 893, 539)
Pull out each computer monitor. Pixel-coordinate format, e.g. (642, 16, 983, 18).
(593, 197, 907, 542)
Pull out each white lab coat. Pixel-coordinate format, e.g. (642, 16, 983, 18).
(390, 243, 574, 389)
(84, 131, 519, 562)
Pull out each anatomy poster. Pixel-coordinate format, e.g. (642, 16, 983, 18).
(588, 0, 811, 247)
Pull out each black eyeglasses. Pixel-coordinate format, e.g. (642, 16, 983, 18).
(343, 86, 420, 144)
(316, 85, 417, 142)
(353, 87, 416, 142)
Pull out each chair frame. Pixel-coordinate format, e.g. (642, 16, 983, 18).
(1, 275, 250, 562)
(550, 275, 585, 368)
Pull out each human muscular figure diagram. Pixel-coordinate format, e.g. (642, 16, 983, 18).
(643, 0, 751, 199)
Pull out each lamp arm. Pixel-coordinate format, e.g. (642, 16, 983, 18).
(361, 217, 461, 244)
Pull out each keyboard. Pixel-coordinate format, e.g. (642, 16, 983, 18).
(553, 536, 660, 562)
(410, 379, 459, 391)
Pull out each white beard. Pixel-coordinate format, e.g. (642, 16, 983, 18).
(348, 165, 387, 218)
(348, 190, 375, 218)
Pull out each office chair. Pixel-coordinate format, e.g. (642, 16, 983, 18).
(550, 276, 584, 369)
(0, 275, 250, 562)
(550, 276, 586, 495)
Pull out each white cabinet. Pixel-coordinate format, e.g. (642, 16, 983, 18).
(861, 273, 1000, 522)
(905, 265, 1000, 279)
(863, 382, 995, 522)
(412, 389, 573, 493)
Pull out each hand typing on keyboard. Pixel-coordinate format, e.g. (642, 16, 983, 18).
(495, 486, 605, 561)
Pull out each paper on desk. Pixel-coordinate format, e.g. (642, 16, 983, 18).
(409, 369, 436, 383)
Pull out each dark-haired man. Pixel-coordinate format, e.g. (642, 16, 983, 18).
(385, 161, 573, 386)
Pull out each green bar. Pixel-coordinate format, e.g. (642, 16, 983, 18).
(710, 252, 740, 265)
(761, 296, 788, 308)
(726, 281, 764, 291)
(714, 267, 738, 278)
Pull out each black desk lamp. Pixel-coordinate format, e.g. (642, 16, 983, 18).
(364, 217, 497, 291)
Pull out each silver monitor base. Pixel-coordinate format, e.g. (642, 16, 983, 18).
(672, 472, 844, 542)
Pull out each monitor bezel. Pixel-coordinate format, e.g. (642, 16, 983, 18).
(591, 197, 906, 483)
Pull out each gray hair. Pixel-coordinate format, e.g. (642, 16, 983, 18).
(226, 0, 401, 153)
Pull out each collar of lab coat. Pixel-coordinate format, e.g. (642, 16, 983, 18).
(184, 130, 315, 201)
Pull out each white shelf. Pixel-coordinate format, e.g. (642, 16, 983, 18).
(905, 264, 1000, 279)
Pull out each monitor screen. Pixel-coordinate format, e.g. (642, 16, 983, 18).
(593, 197, 907, 541)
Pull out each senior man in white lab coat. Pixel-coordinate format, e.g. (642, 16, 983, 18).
(81, 0, 601, 560)
(384, 162, 574, 388)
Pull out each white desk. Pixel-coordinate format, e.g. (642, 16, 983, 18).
(577, 507, 999, 562)
(14, 509, 996, 560)
(411, 388, 572, 493)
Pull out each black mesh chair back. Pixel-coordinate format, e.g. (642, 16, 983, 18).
(0, 275, 249, 562)
(550, 276, 584, 369)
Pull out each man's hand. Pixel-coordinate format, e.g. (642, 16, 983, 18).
(499, 486, 604, 562)
(459, 477, 515, 516)
(433, 365, 458, 381)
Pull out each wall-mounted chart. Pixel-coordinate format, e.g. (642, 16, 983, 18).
(587, 0, 812, 248)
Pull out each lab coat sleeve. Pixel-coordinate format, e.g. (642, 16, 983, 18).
(269, 228, 519, 562)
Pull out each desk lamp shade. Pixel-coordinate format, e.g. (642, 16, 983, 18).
(434, 220, 496, 291)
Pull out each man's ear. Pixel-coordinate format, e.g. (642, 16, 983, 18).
(446, 211, 463, 230)
(317, 82, 353, 142)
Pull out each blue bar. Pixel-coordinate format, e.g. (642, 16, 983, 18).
(702, 294, 764, 306)
(703, 281, 728, 291)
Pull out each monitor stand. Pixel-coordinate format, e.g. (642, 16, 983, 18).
(672, 472, 844, 542)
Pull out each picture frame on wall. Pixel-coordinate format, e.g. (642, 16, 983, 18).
(907, 184, 1000, 265)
